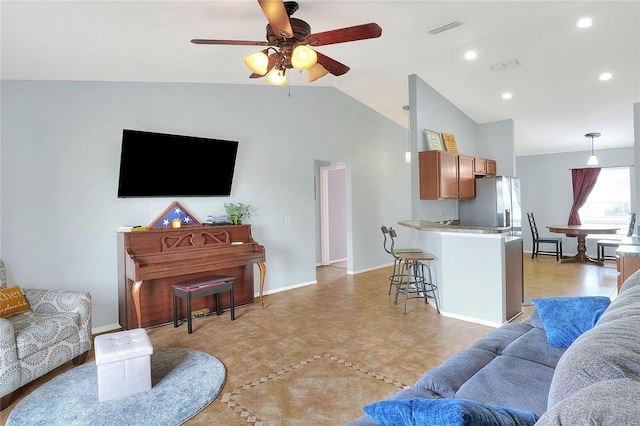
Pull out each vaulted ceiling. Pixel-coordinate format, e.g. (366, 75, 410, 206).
(2, 1, 638, 156)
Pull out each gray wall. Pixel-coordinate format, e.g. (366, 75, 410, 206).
(0, 80, 410, 329)
(407, 74, 515, 226)
(516, 147, 636, 255)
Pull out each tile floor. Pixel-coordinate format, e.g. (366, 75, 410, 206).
(1, 255, 618, 425)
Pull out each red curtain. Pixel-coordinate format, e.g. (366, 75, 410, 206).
(568, 168, 601, 225)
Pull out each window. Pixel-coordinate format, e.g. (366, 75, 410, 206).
(579, 167, 631, 233)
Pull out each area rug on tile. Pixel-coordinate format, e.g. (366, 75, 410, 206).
(6, 348, 226, 426)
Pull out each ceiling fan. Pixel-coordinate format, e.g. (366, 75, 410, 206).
(191, 0, 382, 86)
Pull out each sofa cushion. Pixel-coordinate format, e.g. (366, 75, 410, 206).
(501, 328, 566, 369)
(414, 348, 497, 398)
(532, 296, 610, 347)
(471, 323, 532, 354)
(538, 378, 640, 425)
(619, 268, 640, 293)
(547, 295, 640, 408)
(363, 397, 539, 426)
(521, 308, 543, 329)
(596, 284, 640, 325)
(455, 356, 555, 417)
(9, 311, 81, 359)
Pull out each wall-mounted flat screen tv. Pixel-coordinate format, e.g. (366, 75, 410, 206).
(117, 129, 238, 197)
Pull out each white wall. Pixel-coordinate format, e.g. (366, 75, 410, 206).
(327, 167, 347, 262)
(0, 80, 410, 328)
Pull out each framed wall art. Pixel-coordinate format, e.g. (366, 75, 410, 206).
(441, 133, 459, 153)
(424, 129, 445, 151)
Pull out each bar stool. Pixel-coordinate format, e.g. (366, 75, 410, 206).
(381, 226, 424, 295)
(394, 250, 440, 315)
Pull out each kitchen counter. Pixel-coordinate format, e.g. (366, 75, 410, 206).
(397, 221, 523, 326)
(398, 219, 511, 234)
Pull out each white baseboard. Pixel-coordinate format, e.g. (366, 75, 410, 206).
(254, 279, 317, 297)
(439, 311, 502, 328)
(92, 323, 122, 335)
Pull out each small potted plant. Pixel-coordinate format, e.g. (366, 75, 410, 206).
(224, 203, 251, 225)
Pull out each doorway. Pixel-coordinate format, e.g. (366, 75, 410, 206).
(319, 164, 348, 269)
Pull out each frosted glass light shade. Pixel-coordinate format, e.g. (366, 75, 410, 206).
(307, 63, 329, 82)
(265, 68, 287, 86)
(291, 45, 317, 70)
(244, 51, 269, 75)
(587, 154, 599, 166)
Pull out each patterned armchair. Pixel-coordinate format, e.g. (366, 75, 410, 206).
(0, 259, 92, 410)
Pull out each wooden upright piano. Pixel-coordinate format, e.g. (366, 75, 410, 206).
(117, 224, 265, 329)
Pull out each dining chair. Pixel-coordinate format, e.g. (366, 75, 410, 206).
(527, 212, 563, 261)
(596, 213, 636, 262)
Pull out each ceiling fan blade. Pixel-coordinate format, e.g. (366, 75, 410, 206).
(315, 51, 350, 76)
(191, 39, 271, 46)
(258, 0, 293, 39)
(306, 23, 382, 46)
(250, 53, 279, 78)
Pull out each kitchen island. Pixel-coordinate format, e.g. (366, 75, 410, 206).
(398, 220, 523, 326)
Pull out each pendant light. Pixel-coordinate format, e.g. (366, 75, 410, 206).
(585, 132, 600, 166)
(403, 105, 411, 162)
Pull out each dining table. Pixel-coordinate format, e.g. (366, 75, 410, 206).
(547, 224, 620, 266)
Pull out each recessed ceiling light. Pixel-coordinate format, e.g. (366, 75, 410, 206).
(577, 17, 593, 28)
(599, 73, 612, 81)
(465, 51, 477, 60)
(502, 93, 512, 100)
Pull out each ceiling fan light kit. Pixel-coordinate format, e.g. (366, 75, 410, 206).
(265, 67, 287, 86)
(244, 50, 270, 75)
(290, 44, 317, 70)
(307, 63, 329, 83)
(192, 0, 382, 86)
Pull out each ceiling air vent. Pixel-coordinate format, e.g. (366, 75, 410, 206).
(490, 59, 522, 72)
(429, 21, 463, 35)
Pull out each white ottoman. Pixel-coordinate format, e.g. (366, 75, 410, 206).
(94, 328, 153, 402)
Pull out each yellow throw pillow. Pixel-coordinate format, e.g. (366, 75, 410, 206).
(0, 285, 31, 318)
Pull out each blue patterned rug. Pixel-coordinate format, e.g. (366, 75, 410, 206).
(7, 348, 226, 426)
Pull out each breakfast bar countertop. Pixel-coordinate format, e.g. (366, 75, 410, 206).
(398, 219, 511, 234)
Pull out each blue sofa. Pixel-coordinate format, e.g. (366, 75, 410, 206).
(349, 270, 640, 425)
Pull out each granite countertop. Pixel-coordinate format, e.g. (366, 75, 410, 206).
(617, 244, 640, 257)
(398, 220, 511, 234)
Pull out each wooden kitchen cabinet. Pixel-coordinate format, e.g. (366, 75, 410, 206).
(419, 151, 475, 200)
(474, 157, 497, 176)
(487, 159, 497, 176)
(458, 155, 476, 199)
(474, 158, 487, 175)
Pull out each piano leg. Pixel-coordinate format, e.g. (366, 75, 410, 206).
(132, 280, 143, 328)
(257, 262, 266, 309)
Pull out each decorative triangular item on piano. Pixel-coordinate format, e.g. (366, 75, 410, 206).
(148, 201, 202, 229)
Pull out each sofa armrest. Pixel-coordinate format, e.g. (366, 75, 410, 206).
(24, 289, 92, 348)
(0, 318, 19, 397)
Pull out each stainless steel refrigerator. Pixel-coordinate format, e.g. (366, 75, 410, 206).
(459, 176, 522, 235)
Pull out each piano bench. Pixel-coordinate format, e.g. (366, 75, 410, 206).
(172, 275, 236, 334)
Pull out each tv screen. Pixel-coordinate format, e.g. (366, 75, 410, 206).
(117, 129, 238, 197)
